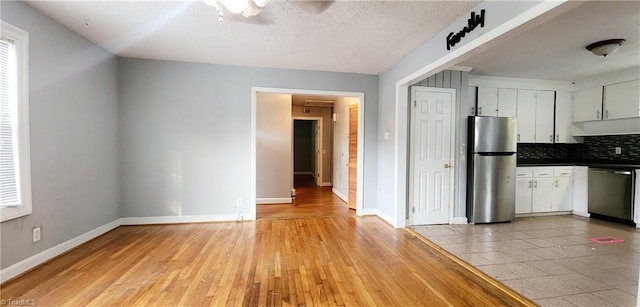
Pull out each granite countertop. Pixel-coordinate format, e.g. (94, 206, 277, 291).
(517, 161, 640, 169)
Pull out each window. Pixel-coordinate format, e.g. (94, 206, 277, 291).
(1, 21, 31, 222)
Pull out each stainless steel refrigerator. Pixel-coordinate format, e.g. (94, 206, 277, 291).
(466, 116, 517, 224)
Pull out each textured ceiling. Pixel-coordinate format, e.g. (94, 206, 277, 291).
(25, 0, 479, 75)
(458, 1, 640, 81)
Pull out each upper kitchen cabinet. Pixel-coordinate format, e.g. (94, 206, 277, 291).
(516, 89, 554, 143)
(477, 87, 516, 117)
(573, 86, 603, 122)
(555, 91, 578, 143)
(603, 79, 640, 120)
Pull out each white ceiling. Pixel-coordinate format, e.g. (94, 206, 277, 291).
(24, 0, 479, 75)
(457, 1, 640, 81)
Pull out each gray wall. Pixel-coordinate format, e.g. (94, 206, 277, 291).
(1, 2, 120, 269)
(256, 93, 292, 199)
(118, 58, 378, 218)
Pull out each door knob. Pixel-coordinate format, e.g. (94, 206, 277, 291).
(444, 163, 450, 168)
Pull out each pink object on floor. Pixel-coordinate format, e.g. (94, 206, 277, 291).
(588, 236, 624, 244)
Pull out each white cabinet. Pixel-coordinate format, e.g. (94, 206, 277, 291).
(555, 91, 577, 143)
(477, 87, 517, 117)
(552, 169, 573, 211)
(603, 79, 640, 120)
(516, 90, 536, 142)
(572, 166, 589, 217)
(515, 169, 533, 214)
(516, 167, 573, 214)
(573, 86, 603, 122)
(531, 170, 554, 213)
(516, 90, 554, 143)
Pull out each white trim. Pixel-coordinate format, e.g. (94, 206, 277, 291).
(572, 211, 591, 218)
(252, 87, 365, 217)
(449, 66, 473, 72)
(320, 182, 332, 187)
(359, 208, 394, 226)
(0, 219, 120, 283)
(393, 1, 569, 229)
(408, 87, 457, 226)
(451, 217, 468, 224)
(120, 215, 239, 225)
(0, 21, 31, 223)
(332, 188, 347, 202)
(292, 116, 323, 187)
(255, 198, 292, 204)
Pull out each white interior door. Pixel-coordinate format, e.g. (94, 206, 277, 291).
(410, 87, 455, 225)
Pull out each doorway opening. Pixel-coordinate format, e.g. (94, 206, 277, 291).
(292, 118, 322, 188)
(252, 88, 364, 220)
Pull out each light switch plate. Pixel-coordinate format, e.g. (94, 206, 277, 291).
(615, 147, 621, 154)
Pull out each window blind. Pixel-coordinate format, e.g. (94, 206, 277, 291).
(0, 37, 20, 207)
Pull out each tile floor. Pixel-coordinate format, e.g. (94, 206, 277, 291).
(411, 215, 640, 306)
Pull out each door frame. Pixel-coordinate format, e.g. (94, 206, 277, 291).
(292, 117, 323, 187)
(408, 86, 456, 225)
(251, 87, 365, 220)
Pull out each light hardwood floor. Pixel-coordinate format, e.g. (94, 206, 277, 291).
(1, 180, 533, 306)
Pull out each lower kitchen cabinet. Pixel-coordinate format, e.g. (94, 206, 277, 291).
(515, 167, 573, 214)
(572, 166, 589, 217)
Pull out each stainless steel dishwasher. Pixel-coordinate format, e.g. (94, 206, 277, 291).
(588, 168, 635, 222)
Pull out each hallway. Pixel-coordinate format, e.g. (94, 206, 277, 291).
(257, 174, 354, 220)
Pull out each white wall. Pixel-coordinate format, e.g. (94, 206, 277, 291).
(1, 2, 120, 269)
(257, 93, 292, 200)
(332, 97, 356, 200)
(376, 1, 565, 226)
(119, 58, 378, 220)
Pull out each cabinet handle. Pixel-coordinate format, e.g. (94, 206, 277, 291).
(517, 134, 520, 142)
(555, 180, 558, 187)
(605, 110, 609, 119)
(556, 134, 560, 142)
(596, 110, 600, 119)
(533, 180, 537, 188)
(528, 181, 532, 188)
(478, 106, 482, 115)
(470, 106, 475, 115)
(549, 135, 553, 142)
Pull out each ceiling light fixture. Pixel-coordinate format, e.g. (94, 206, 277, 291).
(204, 0, 268, 22)
(586, 39, 625, 57)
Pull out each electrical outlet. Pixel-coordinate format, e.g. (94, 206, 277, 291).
(615, 147, 622, 155)
(32, 227, 41, 243)
(236, 198, 243, 207)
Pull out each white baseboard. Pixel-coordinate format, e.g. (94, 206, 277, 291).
(0, 219, 121, 284)
(120, 215, 240, 225)
(572, 211, 590, 218)
(256, 198, 292, 204)
(359, 208, 395, 227)
(451, 217, 468, 224)
(320, 182, 333, 187)
(331, 188, 347, 202)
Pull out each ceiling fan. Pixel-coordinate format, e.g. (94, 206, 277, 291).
(204, 0, 335, 24)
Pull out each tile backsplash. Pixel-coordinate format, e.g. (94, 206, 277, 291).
(573, 134, 640, 163)
(517, 134, 640, 164)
